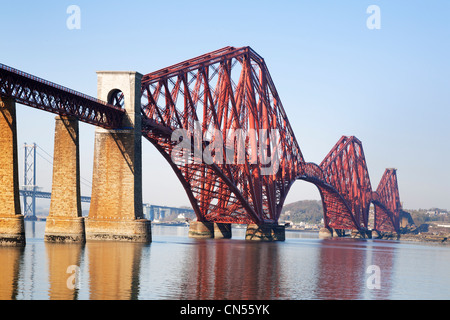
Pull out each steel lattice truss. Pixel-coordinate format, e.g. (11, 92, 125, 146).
(300, 136, 372, 230)
(141, 46, 401, 232)
(298, 138, 401, 233)
(297, 136, 372, 231)
(0, 63, 124, 128)
(0, 47, 402, 233)
(371, 169, 401, 232)
(319, 136, 373, 230)
(141, 47, 302, 224)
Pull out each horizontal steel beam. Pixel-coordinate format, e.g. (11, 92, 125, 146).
(19, 189, 91, 203)
(0, 63, 125, 129)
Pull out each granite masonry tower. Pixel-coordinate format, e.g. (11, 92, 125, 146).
(85, 71, 151, 242)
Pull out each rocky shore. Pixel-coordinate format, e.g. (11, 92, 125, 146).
(398, 223, 450, 245)
(318, 222, 450, 245)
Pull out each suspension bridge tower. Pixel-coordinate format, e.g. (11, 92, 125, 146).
(22, 143, 37, 220)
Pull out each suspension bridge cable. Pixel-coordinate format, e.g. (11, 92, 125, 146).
(36, 145, 53, 161)
(34, 144, 93, 188)
(36, 151, 53, 166)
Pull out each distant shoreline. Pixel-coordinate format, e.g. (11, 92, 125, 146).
(23, 219, 450, 245)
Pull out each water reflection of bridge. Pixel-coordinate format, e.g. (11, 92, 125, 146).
(1, 47, 401, 245)
(0, 225, 396, 300)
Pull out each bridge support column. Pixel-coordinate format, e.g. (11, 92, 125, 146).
(214, 223, 232, 239)
(319, 227, 333, 239)
(319, 227, 348, 238)
(371, 230, 381, 239)
(45, 116, 85, 243)
(245, 224, 285, 241)
(189, 221, 214, 239)
(0, 97, 25, 246)
(350, 229, 371, 239)
(189, 222, 232, 239)
(85, 71, 151, 243)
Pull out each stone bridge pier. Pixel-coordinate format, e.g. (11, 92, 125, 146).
(85, 71, 151, 243)
(44, 115, 85, 243)
(1, 71, 152, 246)
(0, 97, 25, 246)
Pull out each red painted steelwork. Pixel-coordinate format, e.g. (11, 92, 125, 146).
(372, 169, 401, 232)
(319, 136, 373, 231)
(0, 47, 402, 233)
(141, 46, 302, 225)
(140, 46, 401, 233)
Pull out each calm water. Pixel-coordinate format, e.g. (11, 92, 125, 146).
(1, 221, 449, 300)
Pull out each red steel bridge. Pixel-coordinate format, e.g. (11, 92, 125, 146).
(0, 46, 401, 234)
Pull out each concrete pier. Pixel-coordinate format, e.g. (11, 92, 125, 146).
(214, 223, 232, 239)
(0, 97, 25, 246)
(85, 71, 151, 243)
(188, 221, 214, 239)
(318, 227, 348, 239)
(188, 222, 232, 239)
(45, 116, 85, 243)
(245, 224, 285, 241)
(371, 229, 381, 239)
(318, 227, 333, 239)
(350, 229, 372, 239)
(371, 230, 399, 240)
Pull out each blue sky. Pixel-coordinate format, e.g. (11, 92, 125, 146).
(1, 0, 449, 210)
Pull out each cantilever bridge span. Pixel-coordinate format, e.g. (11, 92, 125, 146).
(140, 46, 401, 234)
(0, 46, 401, 245)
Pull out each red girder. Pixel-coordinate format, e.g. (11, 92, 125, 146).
(297, 162, 359, 230)
(141, 46, 302, 225)
(318, 136, 373, 231)
(297, 138, 400, 233)
(295, 136, 372, 232)
(141, 47, 401, 232)
(372, 169, 401, 232)
(1, 48, 402, 232)
(296, 139, 401, 233)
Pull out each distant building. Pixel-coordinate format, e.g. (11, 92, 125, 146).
(426, 210, 448, 216)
